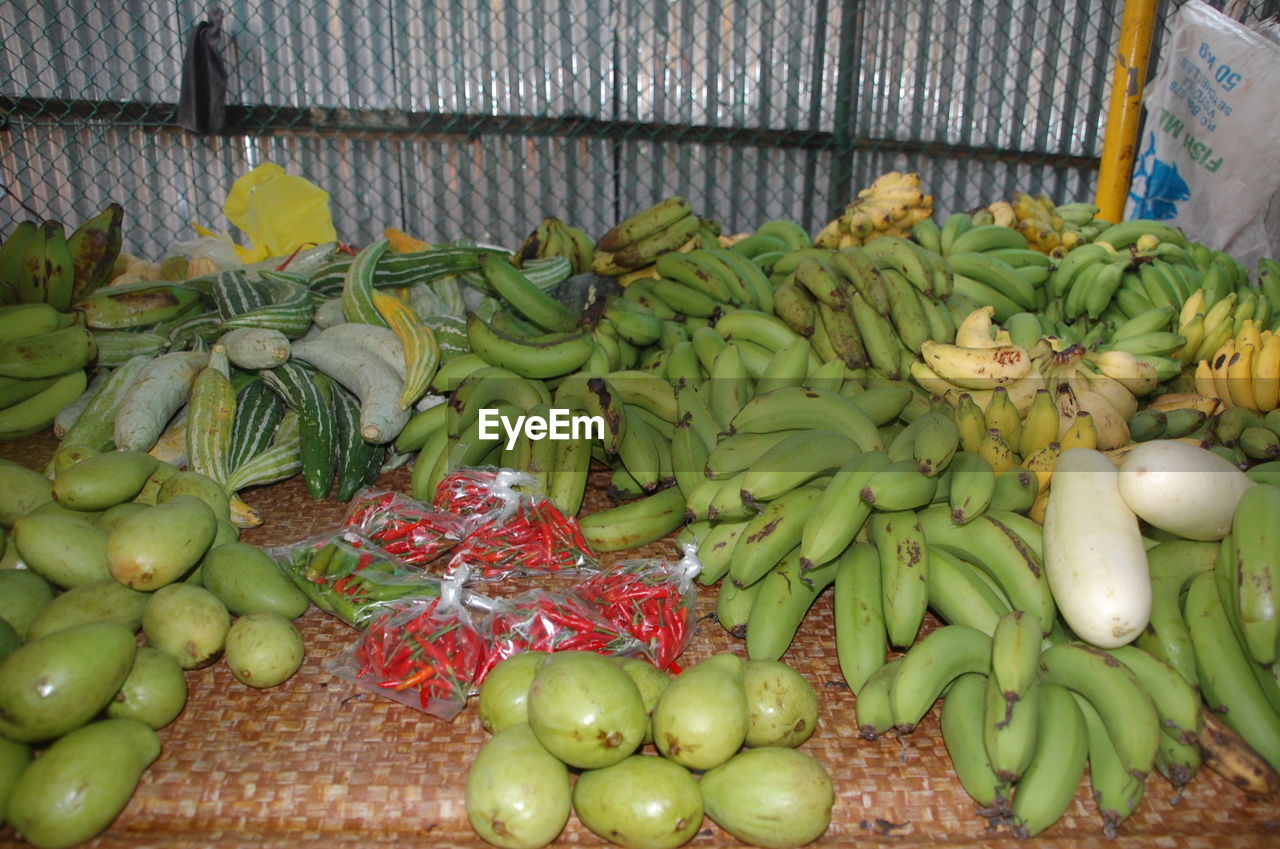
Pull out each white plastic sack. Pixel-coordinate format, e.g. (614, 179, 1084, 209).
(1126, 0, 1280, 270)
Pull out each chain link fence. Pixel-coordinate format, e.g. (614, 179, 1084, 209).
(2, 0, 1277, 258)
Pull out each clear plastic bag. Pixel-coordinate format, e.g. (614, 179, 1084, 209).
(570, 544, 702, 671)
(328, 573, 492, 721)
(433, 466, 596, 581)
(485, 588, 650, 667)
(341, 488, 470, 566)
(266, 529, 441, 628)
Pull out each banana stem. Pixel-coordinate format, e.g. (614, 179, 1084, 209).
(1095, 0, 1161, 223)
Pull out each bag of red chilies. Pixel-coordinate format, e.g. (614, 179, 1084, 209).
(570, 543, 701, 672)
(432, 467, 596, 581)
(328, 566, 493, 721)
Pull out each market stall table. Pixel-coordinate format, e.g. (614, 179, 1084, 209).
(1, 431, 1277, 849)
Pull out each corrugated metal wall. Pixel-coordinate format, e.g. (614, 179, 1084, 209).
(1, 1, 1277, 258)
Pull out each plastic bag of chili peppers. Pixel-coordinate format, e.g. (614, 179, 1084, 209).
(434, 468, 597, 581)
(485, 587, 651, 668)
(267, 529, 442, 628)
(341, 488, 470, 566)
(327, 571, 493, 720)
(570, 543, 701, 672)
(433, 466, 531, 517)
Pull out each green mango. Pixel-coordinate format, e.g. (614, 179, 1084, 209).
(106, 495, 217, 590)
(0, 737, 33, 827)
(22, 498, 106, 522)
(572, 755, 703, 849)
(95, 501, 150, 532)
(156, 469, 231, 522)
(477, 651, 551, 735)
(0, 617, 20, 664)
(613, 656, 671, 745)
(700, 747, 835, 849)
(131, 460, 179, 506)
(0, 568, 56, 638)
(526, 651, 647, 770)
(0, 620, 137, 743)
(142, 583, 230, 669)
(465, 724, 572, 849)
(11, 511, 111, 588)
(743, 659, 819, 748)
(50, 450, 159, 511)
(5, 718, 161, 849)
(650, 652, 748, 771)
(200, 542, 309, 619)
(223, 611, 305, 688)
(0, 458, 53, 526)
(107, 646, 188, 729)
(26, 578, 150, 640)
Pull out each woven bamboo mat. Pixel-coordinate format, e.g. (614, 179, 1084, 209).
(1, 432, 1278, 849)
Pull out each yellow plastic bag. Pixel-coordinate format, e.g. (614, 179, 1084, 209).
(194, 162, 338, 263)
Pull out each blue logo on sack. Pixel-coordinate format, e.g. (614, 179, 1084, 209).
(1128, 132, 1191, 220)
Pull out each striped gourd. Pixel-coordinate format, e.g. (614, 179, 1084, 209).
(185, 345, 236, 486)
(342, 240, 391, 327)
(225, 409, 303, 492)
(307, 245, 502, 298)
(371, 290, 441, 410)
(422, 313, 470, 361)
(332, 383, 385, 502)
(222, 272, 315, 339)
(212, 270, 268, 319)
(166, 313, 225, 351)
(227, 379, 286, 471)
(92, 330, 168, 367)
(258, 360, 337, 500)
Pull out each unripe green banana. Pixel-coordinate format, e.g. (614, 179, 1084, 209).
(0, 326, 95, 379)
(868, 510, 929, 649)
(743, 547, 839, 662)
(854, 656, 903, 740)
(888, 624, 992, 733)
(941, 672, 1011, 818)
(729, 485, 824, 588)
(832, 543, 888, 694)
(1009, 682, 1088, 838)
(982, 672, 1039, 783)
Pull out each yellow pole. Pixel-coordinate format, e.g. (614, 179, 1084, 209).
(1095, 0, 1161, 224)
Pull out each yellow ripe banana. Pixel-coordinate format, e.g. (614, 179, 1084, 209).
(1072, 386, 1130, 450)
(1144, 391, 1220, 416)
(909, 360, 966, 396)
(1202, 292, 1237, 335)
(1193, 359, 1219, 402)
(953, 392, 988, 454)
(921, 340, 1032, 390)
(1059, 411, 1098, 451)
(1018, 389, 1060, 458)
(1021, 441, 1062, 495)
(1089, 349, 1160, 396)
(1082, 371, 1139, 421)
(954, 306, 999, 348)
(1179, 288, 1208, 330)
(1227, 343, 1257, 410)
(1252, 333, 1280, 412)
(983, 386, 1022, 448)
(978, 427, 1019, 473)
(1237, 319, 1263, 353)
(1210, 339, 1237, 409)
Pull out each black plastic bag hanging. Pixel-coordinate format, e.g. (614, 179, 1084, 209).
(176, 8, 229, 134)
